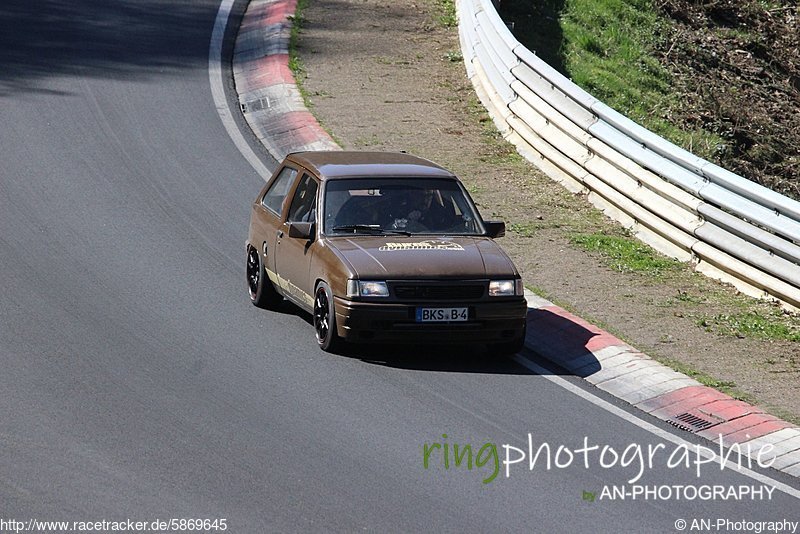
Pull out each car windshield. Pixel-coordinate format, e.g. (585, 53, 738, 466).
(323, 178, 484, 236)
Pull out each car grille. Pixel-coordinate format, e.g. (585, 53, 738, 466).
(391, 282, 485, 300)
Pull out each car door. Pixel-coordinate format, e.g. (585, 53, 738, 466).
(250, 165, 299, 286)
(275, 172, 319, 311)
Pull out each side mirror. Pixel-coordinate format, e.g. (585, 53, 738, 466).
(287, 221, 315, 240)
(483, 220, 505, 238)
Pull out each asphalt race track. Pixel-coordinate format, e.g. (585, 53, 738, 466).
(1, 1, 798, 531)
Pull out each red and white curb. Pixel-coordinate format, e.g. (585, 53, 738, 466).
(232, 0, 338, 162)
(525, 290, 800, 478)
(229, 0, 800, 480)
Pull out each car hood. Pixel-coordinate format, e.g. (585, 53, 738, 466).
(327, 236, 518, 279)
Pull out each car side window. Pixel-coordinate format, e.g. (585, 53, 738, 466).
(287, 174, 319, 223)
(261, 166, 298, 215)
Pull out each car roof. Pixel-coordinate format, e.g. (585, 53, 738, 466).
(285, 151, 457, 181)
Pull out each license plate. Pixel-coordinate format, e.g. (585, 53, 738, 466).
(416, 307, 469, 322)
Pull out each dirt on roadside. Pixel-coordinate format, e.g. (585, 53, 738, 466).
(655, 0, 800, 199)
(295, 0, 800, 422)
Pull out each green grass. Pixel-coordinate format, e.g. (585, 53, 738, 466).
(288, 0, 311, 106)
(503, 0, 727, 160)
(508, 222, 540, 237)
(698, 311, 800, 342)
(569, 232, 681, 277)
(434, 0, 457, 28)
(561, 0, 669, 109)
(444, 50, 463, 63)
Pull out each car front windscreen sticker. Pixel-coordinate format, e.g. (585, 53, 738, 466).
(379, 241, 465, 251)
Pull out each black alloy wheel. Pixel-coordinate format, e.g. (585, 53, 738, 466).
(247, 246, 281, 308)
(313, 282, 340, 352)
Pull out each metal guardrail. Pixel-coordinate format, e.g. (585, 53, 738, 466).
(457, 0, 800, 309)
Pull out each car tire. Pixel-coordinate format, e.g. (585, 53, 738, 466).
(313, 281, 341, 352)
(247, 246, 281, 309)
(488, 323, 527, 355)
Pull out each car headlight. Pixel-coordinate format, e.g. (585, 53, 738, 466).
(489, 279, 523, 297)
(347, 279, 389, 297)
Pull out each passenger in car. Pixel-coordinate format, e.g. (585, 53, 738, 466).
(399, 188, 455, 231)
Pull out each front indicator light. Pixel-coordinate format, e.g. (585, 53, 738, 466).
(346, 279, 359, 298)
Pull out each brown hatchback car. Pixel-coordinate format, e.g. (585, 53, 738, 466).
(246, 151, 528, 353)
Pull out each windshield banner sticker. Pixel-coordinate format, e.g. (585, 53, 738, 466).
(379, 240, 465, 252)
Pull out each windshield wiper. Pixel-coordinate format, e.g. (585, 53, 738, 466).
(331, 224, 411, 236)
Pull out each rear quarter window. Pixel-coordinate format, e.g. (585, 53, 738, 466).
(262, 166, 298, 215)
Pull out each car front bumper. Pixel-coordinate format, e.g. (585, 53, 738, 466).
(333, 297, 527, 344)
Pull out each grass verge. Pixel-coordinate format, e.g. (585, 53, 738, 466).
(288, 0, 343, 145)
(569, 232, 682, 278)
(433, 0, 457, 28)
(562, 0, 727, 158)
(499, 0, 726, 161)
(288, 0, 311, 106)
(698, 310, 800, 342)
